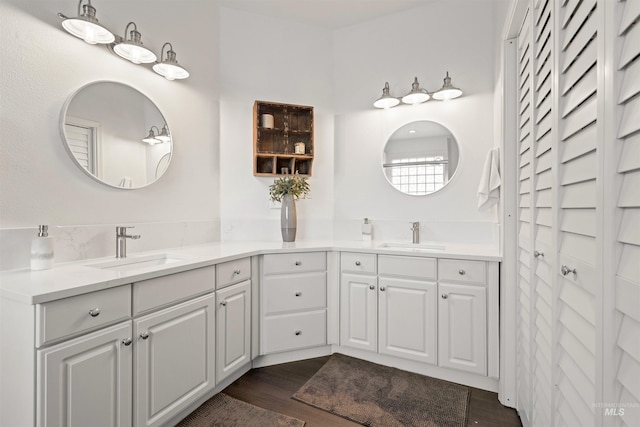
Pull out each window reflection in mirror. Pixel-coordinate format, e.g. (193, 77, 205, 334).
(382, 121, 459, 196)
(61, 81, 172, 189)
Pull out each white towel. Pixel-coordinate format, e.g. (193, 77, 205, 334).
(478, 147, 501, 210)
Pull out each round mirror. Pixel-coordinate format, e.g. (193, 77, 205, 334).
(382, 121, 459, 196)
(61, 81, 172, 189)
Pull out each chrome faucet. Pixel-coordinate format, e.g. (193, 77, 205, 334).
(116, 226, 140, 258)
(410, 222, 420, 244)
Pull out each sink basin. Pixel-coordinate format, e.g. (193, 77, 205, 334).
(379, 242, 446, 252)
(88, 253, 189, 272)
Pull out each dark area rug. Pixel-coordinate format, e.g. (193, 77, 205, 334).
(176, 392, 305, 427)
(292, 353, 469, 427)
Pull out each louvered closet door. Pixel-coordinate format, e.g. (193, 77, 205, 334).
(516, 9, 533, 424)
(555, 0, 599, 426)
(530, 1, 554, 425)
(614, 2, 640, 427)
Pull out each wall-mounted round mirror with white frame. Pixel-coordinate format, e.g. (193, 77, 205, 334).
(382, 120, 460, 196)
(60, 81, 172, 189)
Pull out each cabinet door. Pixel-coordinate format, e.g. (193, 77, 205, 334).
(438, 283, 487, 375)
(378, 277, 437, 364)
(340, 273, 377, 352)
(37, 322, 132, 427)
(216, 280, 251, 384)
(134, 294, 215, 427)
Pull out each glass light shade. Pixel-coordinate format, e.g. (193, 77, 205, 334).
(61, 18, 114, 44)
(153, 62, 189, 80)
(142, 127, 161, 144)
(114, 23, 156, 64)
(373, 82, 400, 109)
(401, 77, 430, 104)
(432, 72, 463, 100)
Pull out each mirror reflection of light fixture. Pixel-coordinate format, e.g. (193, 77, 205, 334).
(432, 72, 463, 101)
(142, 126, 163, 145)
(153, 43, 190, 80)
(373, 82, 401, 109)
(113, 22, 157, 64)
(373, 72, 462, 108)
(58, 0, 115, 45)
(156, 124, 171, 142)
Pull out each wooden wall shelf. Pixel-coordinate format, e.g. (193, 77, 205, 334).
(253, 101, 314, 176)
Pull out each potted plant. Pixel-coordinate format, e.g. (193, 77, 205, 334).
(269, 173, 310, 242)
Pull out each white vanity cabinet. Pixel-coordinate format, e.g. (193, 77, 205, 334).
(260, 252, 327, 354)
(437, 259, 491, 376)
(340, 253, 437, 364)
(36, 287, 133, 427)
(215, 257, 252, 384)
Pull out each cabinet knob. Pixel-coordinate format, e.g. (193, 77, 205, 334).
(380, 286, 386, 292)
(355, 261, 361, 266)
(561, 265, 577, 276)
(88, 308, 100, 317)
(295, 330, 302, 336)
(122, 338, 132, 346)
(233, 269, 241, 275)
(220, 301, 227, 307)
(369, 285, 375, 290)
(534, 251, 544, 258)
(295, 291, 302, 297)
(458, 269, 466, 275)
(295, 261, 301, 266)
(441, 294, 448, 299)
(140, 332, 150, 340)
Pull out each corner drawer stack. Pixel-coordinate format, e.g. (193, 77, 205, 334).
(260, 252, 327, 354)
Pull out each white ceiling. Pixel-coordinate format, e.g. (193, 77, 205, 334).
(218, 0, 440, 29)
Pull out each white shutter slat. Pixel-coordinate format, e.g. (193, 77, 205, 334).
(561, 208, 597, 238)
(618, 95, 640, 139)
(618, 208, 640, 246)
(558, 308, 596, 360)
(562, 42, 597, 96)
(619, 0, 640, 36)
(560, 96, 597, 141)
(616, 276, 640, 323)
(619, 16, 640, 70)
(618, 315, 640, 363)
(559, 232, 598, 273)
(560, 150, 597, 185)
(617, 352, 640, 403)
(561, 0, 596, 51)
(618, 133, 640, 173)
(617, 243, 640, 285)
(618, 59, 640, 103)
(619, 170, 640, 207)
(560, 181, 597, 208)
(536, 130, 552, 157)
(535, 208, 552, 227)
(560, 122, 597, 162)
(561, 12, 597, 73)
(560, 281, 596, 326)
(561, 67, 597, 118)
(558, 326, 596, 383)
(561, 0, 581, 29)
(619, 388, 640, 427)
(535, 75, 552, 108)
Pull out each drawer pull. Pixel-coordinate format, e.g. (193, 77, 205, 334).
(458, 269, 466, 275)
(534, 251, 544, 258)
(220, 301, 227, 307)
(441, 294, 448, 299)
(295, 261, 301, 266)
(88, 308, 100, 317)
(140, 332, 150, 340)
(561, 265, 577, 276)
(355, 261, 361, 266)
(122, 338, 132, 346)
(233, 269, 241, 275)
(295, 330, 302, 336)
(369, 285, 375, 290)
(295, 291, 302, 297)
(380, 286, 386, 292)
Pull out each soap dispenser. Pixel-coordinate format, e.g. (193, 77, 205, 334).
(31, 225, 55, 271)
(362, 218, 372, 242)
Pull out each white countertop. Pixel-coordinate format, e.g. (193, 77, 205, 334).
(0, 240, 501, 305)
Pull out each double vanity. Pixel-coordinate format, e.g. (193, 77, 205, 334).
(0, 240, 500, 427)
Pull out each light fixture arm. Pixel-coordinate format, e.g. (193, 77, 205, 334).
(122, 22, 139, 43)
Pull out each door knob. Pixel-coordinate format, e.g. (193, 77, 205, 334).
(534, 251, 544, 258)
(369, 285, 375, 290)
(561, 265, 576, 276)
(441, 294, 448, 299)
(140, 332, 150, 340)
(122, 338, 132, 346)
(88, 308, 100, 317)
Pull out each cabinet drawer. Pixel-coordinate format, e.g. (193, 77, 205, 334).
(263, 252, 326, 275)
(216, 257, 251, 289)
(262, 310, 326, 354)
(340, 252, 377, 274)
(263, 272, 326, 315)
(438, 259, 486, 284)
(36, 285, 131, 347)
(378, 255, 436, 280)
(133, 266, 214, 315)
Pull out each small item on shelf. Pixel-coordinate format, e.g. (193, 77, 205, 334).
(261, 114, 274, 129)
(281, 167, 289, 174)
(31, 225, 55, 270)
(362, 218, 372, 242)
(294, 142, 305, 154)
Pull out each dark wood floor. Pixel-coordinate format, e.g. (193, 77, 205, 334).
(223, 356, 522, 427)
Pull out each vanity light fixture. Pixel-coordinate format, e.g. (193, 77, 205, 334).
(156, 124, 172, 142)
(113, 22, 157, 64)
(58, 2, 189, 80)
(373, 72, 463, 108)
(142, 126, 163, 145)
(58, 0, 115, 45)
(432, 72, 463, 101)
(153, 43, 190, 80)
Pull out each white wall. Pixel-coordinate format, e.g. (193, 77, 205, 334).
(332, 1, 501, 243)
(0, 1, 220, 268)
(218, 7, 335, 241)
